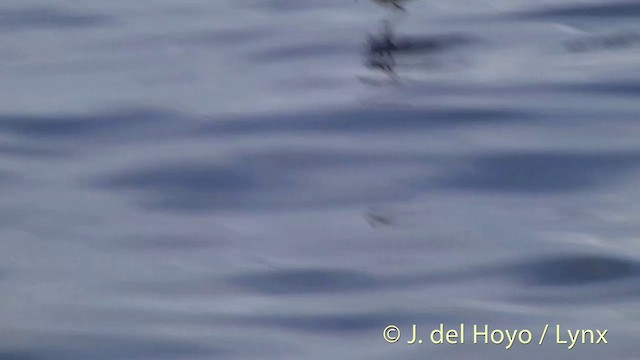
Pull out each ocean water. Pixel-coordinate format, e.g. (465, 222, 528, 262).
(1, 0, 640, 359)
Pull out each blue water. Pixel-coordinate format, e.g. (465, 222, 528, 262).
(1, 1, 640, 359)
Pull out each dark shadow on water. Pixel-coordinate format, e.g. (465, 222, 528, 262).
(114, 235, 226, 252)
(0, 108, 181, 141)
(242, 0, 347, 13)
(232, 311, 456, 334)
(93, 160, 291, 212)
(183, 27, 276, 46)
(199, 107, 529, 136)
(1, 335, 225, 360)
(241, 150, 421, 169)
(101, 162, 262, 193)
(557, 80, 640, 96)
(0, 144, 71, 158)
(367, 34, 477, 56)
(90, 148, 437, 212)
(564, 31, 640, 54)
(96, 147, 419, 211)
(228, 254, 640, 300)
(511, 255, 640, 304)
(248, 41, 354, 61)
(474, 254, 640, 289)
(94, 148, 640, 213)
(520, 255, 640, 286)
(0, 7, 115, 32)
(0, 351, 41, 360)
(231, 268, 385, 295)
(519, 1, 640, 18)
(431, 151, 640, 193)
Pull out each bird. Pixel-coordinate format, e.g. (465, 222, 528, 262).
(356, 0, 416, 11)
(372, 0, 416, 11)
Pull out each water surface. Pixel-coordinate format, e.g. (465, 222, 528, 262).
(1, 0, 640, 359)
